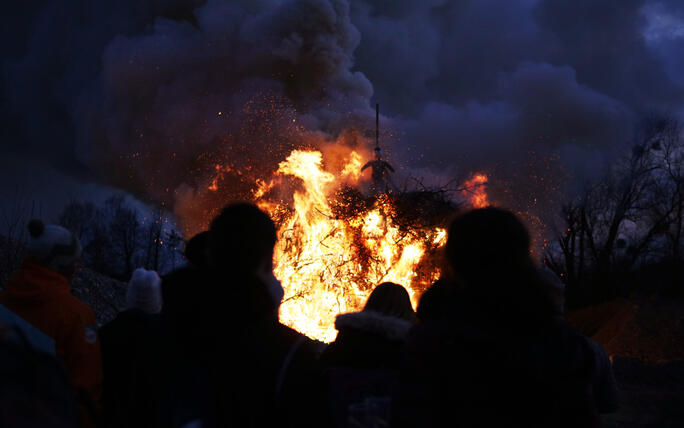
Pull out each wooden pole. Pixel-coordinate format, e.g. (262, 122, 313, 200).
(376, 103, 379, 150)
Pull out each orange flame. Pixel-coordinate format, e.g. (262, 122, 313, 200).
(463, 173, 489, 208)
(208, 164, 232, 191)
(258, 148, 446, 342)
(198, 145, 482, 342)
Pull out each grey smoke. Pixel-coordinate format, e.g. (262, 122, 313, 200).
(2, 0, 684, 226)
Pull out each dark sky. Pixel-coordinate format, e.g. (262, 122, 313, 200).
(2, 0, 684, 220)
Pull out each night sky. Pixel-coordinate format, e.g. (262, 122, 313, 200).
(2, 0, 684, 222)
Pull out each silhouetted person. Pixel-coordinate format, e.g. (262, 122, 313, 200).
(322, 282, 414, 368)
(100, 269, 163, 428)
(395, 208, 602, 428)
(321, 282, 415, 428)
(129, 234, 217, 428)
(183, 231, 210, 269)
(127, 264, 211, 428)
(362, 147, 394, 194)
(0, 220, 102, 427)
(158, 231, 210, 329)
(0, 321, 78, 427)
(416, 279, 455, 322)
(159, 203, 331, 428)
(538, 267, 619, 414)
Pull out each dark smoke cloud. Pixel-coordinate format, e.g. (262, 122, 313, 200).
(402, 63, 631, 169)
(351, 0, 681, 155)
(348, 0, 683, 212)
(643, 1, 684, 91)
(2, 0, 684, 223)
(72, 0, 377, 220)
(1, 0, 204, 165)
(533, 0, 682, 109)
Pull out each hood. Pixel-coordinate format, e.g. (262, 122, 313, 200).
(335, 310, 413, 342)
(1, 259, 70, 306)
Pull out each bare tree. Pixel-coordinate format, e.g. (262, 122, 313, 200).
(0, 190, 40, 282)
(59, 200, 97, 241)
(164, 228, 184, 271)
(106, 195, 139, 278)
(546, 115, 684, 304)
(85, 212, 112, 275)
(141, 210, 164, 271)
(646, 117, 684, 261)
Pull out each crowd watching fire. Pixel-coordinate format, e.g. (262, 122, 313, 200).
(5, 0, 684, 425)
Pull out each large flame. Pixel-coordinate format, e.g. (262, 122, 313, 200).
(202, 145, 487, 342)
(256, 148, 448, 342)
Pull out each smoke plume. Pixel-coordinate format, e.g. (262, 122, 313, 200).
(2, 0, 684, 230)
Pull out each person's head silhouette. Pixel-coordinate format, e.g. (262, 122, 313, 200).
(445, 207, 553, 324)
(184, 231, 210, 269)
(446, 207, 530, 283)
(208, 203, 283, 311)
(208, 203, 277, 274)
(364, 282, 415, 322)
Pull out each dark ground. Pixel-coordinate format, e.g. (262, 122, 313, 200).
(568, 294, 684, 427)
(604, 357, 684, 428)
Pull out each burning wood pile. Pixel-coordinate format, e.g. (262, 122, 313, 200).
(213, 146, 486, 342)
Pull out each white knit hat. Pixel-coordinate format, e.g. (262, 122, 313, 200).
(126, 268, 163, 314)
(27, 219, 82, 271)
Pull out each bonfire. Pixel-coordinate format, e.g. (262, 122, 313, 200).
(218, 146, 488, 342)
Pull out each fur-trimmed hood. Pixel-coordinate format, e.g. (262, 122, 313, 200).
(335, 310, 413, 342)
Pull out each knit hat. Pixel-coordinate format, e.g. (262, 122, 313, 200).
(126, 268, 163, 314)
(26, 220, 82, 271)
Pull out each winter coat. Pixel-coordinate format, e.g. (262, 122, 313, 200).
(321, 310, 412, 369)
(394, 304, 601, 428)
(416, 280, 453, 322)
(0, 322, 78, 427)
(217, 319, 329, 428)
(321, 310, 413, 428)
(0, 259, 103, 426)
(585, 337, 619, 413)
(161, 318, 329, 428)
(137, 269, 331, 428)
(99, 309, 161, 428)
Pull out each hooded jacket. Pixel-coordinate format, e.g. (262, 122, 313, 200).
(321, 310, 412, 369)
(99, 309, 160, 427)
(394, 301, 600, 428)
(134, 269, 331, 428)
(321, 310, 413, 428)
(0, 259, 103, 422)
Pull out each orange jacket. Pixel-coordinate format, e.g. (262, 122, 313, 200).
(0, 259, 103, 417)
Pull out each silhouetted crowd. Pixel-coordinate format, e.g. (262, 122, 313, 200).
(0, 204, 618, 427)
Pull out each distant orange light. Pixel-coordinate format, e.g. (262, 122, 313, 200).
(463, 173, 489, 208)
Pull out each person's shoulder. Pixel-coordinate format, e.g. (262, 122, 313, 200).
(542, 319, 596, 372)
(403, 320, 454, 358)
(276, 322, 311, 342)
(275, 323, 323, 353)
(99, 311, 131, 334)
(60, 294, 97, 324)
(549, 318, 593, 348)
